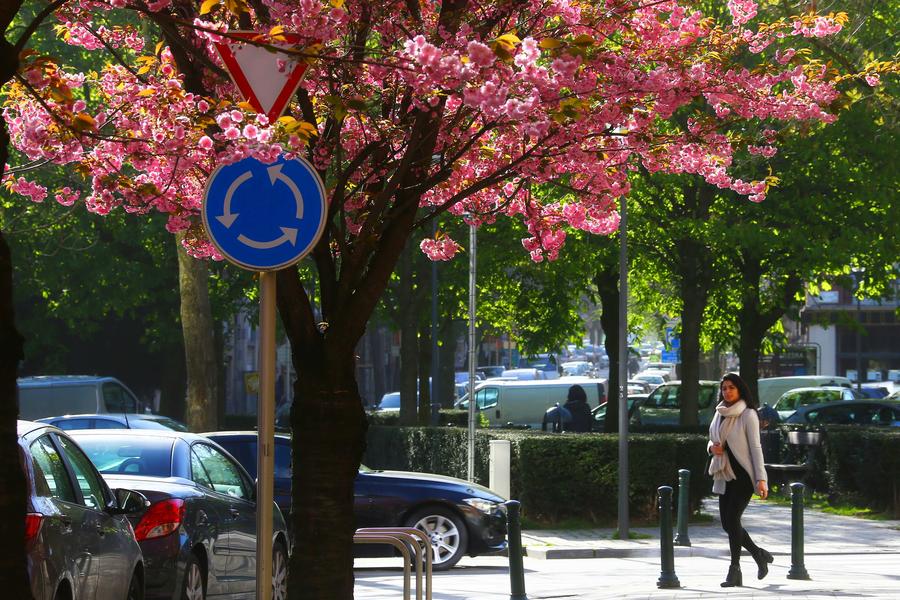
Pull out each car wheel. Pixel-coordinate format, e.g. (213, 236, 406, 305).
(272, 541, 288, 600)
(180, 553, 205, 600)
(405, 506, 468, 570)
(127, 568, 144, 600)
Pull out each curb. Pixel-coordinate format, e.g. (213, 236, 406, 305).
(525, 545, 725, 560)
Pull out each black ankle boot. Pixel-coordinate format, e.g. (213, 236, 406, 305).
(753, 548, 774, 580)
(721, 564, 742, 587)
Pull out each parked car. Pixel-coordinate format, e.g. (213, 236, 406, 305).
(18, 375, 143, 421)
(517, 355, 561, 379)
(633, 372, 667, 390)
(374, 391, 402, 412)
(756, 375, 853, 408)
(69, 429, 289, 600)
(772, 386, 857, 420)
(455, 378, 606, 429)
(644, 362, 677, 379)
(37, 413, 189, 432)
(785, 399, 900, 427)
(203, 431, 508, 570)
(19, 420, 147, 600)
(500, 368, 547, 380)
(632, 380, 720, 426)
(476, 366, 506, 379)
(591, 394, 647, 431)
(626, 380, 652, 394)
(560, 361, 594, 377)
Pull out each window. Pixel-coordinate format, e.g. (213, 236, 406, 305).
(103, 383, 137, 413)
(75, 436, 174, 477)
(192, 443, 250, 500)
(649, 386, 680, 409)
(475, 387, 499, 410)
(56, 435, 107, 510)
(92, 418, 124, 429)
(30, 435, 76, 503)
(215, 439, 292, 479)
(699, 386, 717, 409)
(55, 419, 93, 431)
(191, 449, 214, 489)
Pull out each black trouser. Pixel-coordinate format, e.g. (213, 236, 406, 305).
(719, 447, 761, 566)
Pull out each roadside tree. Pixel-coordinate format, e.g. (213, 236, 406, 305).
(3, 1, 851, 598)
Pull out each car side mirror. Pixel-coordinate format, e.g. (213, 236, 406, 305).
(109, 488, 150, 515)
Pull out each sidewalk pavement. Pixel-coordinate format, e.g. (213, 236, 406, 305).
(355, 497, 900, 599)
(520, 497, 900, 560)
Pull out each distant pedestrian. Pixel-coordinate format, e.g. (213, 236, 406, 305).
(708, 372, 773, 587)
(563, 384, 592, 432)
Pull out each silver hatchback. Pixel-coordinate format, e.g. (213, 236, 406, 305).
(20, 420, 147, 600)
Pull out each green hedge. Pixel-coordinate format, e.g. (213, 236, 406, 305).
(367, 409, 472, 428)
(364, 426, 709, 524)
(822, 428, 900, 517)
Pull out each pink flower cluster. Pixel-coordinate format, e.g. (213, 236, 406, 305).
(7, 177, 48, 203)
(4, 0, 847, 264)
(420, 237, 461, 261)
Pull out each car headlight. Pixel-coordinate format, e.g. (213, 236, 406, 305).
(463, 498, 499, 514)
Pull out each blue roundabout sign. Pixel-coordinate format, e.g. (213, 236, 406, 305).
(202, 155, 327, 271)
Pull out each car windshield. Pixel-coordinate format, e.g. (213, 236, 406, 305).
(73, 435, 175, 477)
(129, 416, 189, 431)
(379, 393, 401, 409)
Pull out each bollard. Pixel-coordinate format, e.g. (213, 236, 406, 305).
(505, 500, 528, 600)
(673, 469, 692, 547)
(787, 482, 811, 580)
(656, 486, 681, 589)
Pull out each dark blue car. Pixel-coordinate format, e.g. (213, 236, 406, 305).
(204, 431, 508, 570)
(70, 429, 289, 599)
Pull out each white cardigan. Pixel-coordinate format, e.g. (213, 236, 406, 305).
(707, 406, 768, 486)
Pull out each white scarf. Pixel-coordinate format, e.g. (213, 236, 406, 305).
(708, 400, 747, 495)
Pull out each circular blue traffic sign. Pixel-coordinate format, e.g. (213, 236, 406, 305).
(202, 155, 327, 271)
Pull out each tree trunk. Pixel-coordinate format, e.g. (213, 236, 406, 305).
(417, 320, 432, 425)
(0, 228, 30, 597)
(0, 24, 33, 594)
(678, 261, 707, 426)
(398, 244, 418, 425)
(595, 265, 620, 433)
(175, 233, 218, 431)
(290, 349, 367, 599)
(437, 320, 459, 408)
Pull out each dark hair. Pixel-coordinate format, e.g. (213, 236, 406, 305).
(567, 384, 587, 404)
(719, 373, 758, 409)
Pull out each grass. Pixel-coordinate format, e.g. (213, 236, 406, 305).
(765, 486, 895, 521)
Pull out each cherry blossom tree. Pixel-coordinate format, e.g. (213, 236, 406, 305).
(3, 0, 862, 597)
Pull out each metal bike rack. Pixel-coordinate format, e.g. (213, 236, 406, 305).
(354, 532, 413, 600)
(357, 527, 433, 600)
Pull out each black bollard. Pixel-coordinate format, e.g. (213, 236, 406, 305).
(673, 469, 691, 547)
(505, 500, 528, 600)
(657, 486, 681, 589)
(787, 482, 811, 580)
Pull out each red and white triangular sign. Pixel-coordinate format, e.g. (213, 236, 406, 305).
(214, 31, 312, 122)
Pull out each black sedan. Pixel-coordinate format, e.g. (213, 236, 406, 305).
(70, 429, 289, 600)
(19, 420, 147, 600)
(204, 431, 508, 570)
(785, 399, 900, 427)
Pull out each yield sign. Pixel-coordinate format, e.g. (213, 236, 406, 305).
(214, 31, 312, 122)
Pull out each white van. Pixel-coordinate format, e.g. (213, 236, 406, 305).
(18, 375, 141, 420)
(756, 375, 853, 408)
(454, 378, 606, 429)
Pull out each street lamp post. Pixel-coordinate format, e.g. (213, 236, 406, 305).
(617, 194, 629, 539)
(467, 220, 477, 482)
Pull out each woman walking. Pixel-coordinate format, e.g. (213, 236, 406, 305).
(708, 373, 773, 587)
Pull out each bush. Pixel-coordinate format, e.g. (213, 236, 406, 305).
(366, 409, 472, 428)
(364, 426, 709, 524)
(822, 427, 900, 517)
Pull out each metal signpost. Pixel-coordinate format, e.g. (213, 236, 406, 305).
(206, 31, 323, 600)
(203, 155, 326, 600)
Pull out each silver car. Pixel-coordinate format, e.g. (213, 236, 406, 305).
(20, 420, 147, 600)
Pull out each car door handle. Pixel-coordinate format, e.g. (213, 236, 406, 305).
(95, 524, 105, 537)
(229, 508, 241, 518)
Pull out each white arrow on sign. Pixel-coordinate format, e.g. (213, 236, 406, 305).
(268, 164, 303, 219)
(217, 170, 252, 228)
(238, 227, 299, 249)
